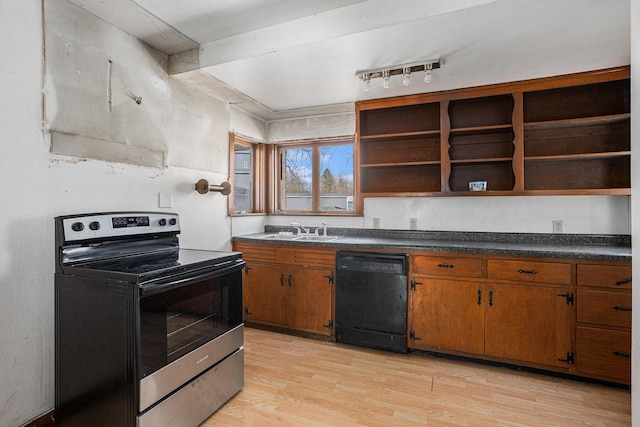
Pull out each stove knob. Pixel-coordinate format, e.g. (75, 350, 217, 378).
(169, 218, 177, 226)
(71, 222, 84, 232)
(159, 218, 167, 226)
(89, 221, 100, 231)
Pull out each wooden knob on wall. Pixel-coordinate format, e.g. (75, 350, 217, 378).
(195, 179, 232, 195)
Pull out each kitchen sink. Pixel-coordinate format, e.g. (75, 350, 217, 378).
(259, 233, 339, 242)
(294, 235, 340, 242)
(259, 233, 300, 240)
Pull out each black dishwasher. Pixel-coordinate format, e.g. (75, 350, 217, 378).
(335, 251, 408, 353)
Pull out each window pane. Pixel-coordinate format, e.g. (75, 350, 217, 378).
(233, 143, 252, 213)
(320, 144, 354, 212)
(282, 147, 313, 211)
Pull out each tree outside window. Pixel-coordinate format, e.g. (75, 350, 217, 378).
(279, 140, 354, 213)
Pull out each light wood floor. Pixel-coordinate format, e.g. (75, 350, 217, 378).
(203, 328, 631, 426)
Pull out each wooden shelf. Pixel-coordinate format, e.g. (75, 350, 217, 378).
(449, 124, 513, 136)
(360, 129, 440, 140)
(524, 113, 630, 131)
(525, 151, 631, 162)
(451, 157, 513, 165)
(361, 160, 441, 167)
(355, 67, 630, 199)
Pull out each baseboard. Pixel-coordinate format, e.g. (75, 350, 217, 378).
(23, 411, 54, 427)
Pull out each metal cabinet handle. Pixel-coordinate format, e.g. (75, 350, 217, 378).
(613, 351, 631, 359)
(437, 263, 455, 269)
(288, 274, 292, 287)
(518, 269, 537, 275)
(477, 289, 482, 306)
(613, 306, 632, 312)
(615, 277, 632, 286)
(488, 290, 494, 307)
(280, 273, 285, 286)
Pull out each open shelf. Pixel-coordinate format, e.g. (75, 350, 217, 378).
(524, 156, 630, 191)
(449, 160, 515, 192)
(360, 129, 440, 140)
(360, 133, 440, 166)
(524, 113, 630, 131)
(360, 164, 441, 194)
(449, 124, 513, 136)
(355, 67, 630, 198)
(523, 80, 630, 123)
(449, 95, 514, 128)
(525, 151, 631, 162)
(360, 102, 440, 136)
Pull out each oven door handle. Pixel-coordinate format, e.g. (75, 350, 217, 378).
(139, 260, 245, 296)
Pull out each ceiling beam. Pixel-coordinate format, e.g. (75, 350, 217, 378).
(198, 0, 498, 68)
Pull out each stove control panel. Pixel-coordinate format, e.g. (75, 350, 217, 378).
(61, 212, 180, 242)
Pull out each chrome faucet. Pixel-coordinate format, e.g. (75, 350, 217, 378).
(312, 222, 328, 236)
(291, 222, 309, 235)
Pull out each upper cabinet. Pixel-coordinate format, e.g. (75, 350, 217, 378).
(355, 67, 630, 198)
(522, 79, 631, 193)
(359, 102, 441, 194)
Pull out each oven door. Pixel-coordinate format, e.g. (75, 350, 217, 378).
(138, 260, 244, 413)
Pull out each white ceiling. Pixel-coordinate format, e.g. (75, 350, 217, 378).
(67, 0, 630, 120)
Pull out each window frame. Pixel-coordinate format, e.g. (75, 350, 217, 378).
(228, 133, 269, 216)
(275, 137, 357, 216)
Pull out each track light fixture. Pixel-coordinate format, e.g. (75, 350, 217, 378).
(402, 67, 411, 86)
(382, 70, 390, 89)
(424, 63, 433, 84)
(363, 73, 371, 92)
(355, 59, 440, 92)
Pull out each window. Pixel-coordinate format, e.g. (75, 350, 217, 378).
(229, 133, 267, 215)
(277, 139, 354, 214)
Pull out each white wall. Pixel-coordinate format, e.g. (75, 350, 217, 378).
(0, 1, 241, 425)
(363, 196, 630, 234)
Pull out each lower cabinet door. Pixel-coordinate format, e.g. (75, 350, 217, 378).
(243, 263, 287, 326)
(409, 278, 484, 354)
(484, 283, 572, 368)
(576, 326, 631, 383)
(286, 267, 333, 335)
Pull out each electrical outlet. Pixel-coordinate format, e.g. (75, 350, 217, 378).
(552, 220, 563, 234)
(158, 192, 172, 208)
(409, 218, 417, 230)
(372, 218, 380, 229)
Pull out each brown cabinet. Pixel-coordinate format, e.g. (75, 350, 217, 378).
(409, 255, 573, 371)
(243, 263, 287, 325)
(233, 242, 335, 336)
(484, 282, 573, 368)
(236, 239, 631, 384)
(359, 102, 441, 194)
(575, 263, 632, 383)
(410, 278, 485, 354)
(356, 66, 630, 200)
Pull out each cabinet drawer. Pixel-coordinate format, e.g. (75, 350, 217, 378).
(487, 260, 571, 284)
(412, 256, 482, 278)
(576, 326, 631, 383)
(577, 289, 631, 328)
(577, 264, 632, 289)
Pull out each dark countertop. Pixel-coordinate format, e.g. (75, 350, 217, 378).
(232, 227, 631, 261)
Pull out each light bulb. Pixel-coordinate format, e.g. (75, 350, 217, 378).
(363, 74, 371, 92)
(382, 70, 390, 89)
(402, 67, 410, 86)
(424, 63, 433, 84)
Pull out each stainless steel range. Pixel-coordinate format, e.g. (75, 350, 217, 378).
(54, 212, 245, 427)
